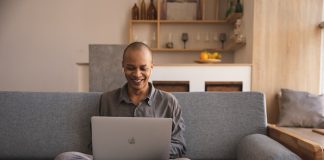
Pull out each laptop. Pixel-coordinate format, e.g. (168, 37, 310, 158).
(91, 116, 172, 160)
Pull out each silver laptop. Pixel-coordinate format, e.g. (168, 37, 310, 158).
(91, 116, 172, 160)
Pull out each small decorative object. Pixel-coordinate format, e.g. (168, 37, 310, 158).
(230, 18, 245, 43)
(195, 50, 222, 64)
(151, 31, 156, 48)
(236, 34, 246, 43)
(160, 0, 167, 20)
(133, 34, 138, 41)
(213, 32, 218, 41)
(225, 0, 235, 18)
(196, 32, 201, 41)
(231, 19, 241, 39)
(166, 33, 174, 48)
(140, 0, 147, 20)
(166, 42, 174, 48)
(219, 33, 227, 49)
(131, 3, 139, 20)
(235, 0, 243, 13)
(181, 33, 189, 49)
(196, 0, 203, 20)
(152, 31, 156, 41)
(147, 0, 157, 20)
(204, 32, 210, 42)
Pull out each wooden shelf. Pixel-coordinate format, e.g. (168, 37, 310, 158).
(130, 20, 158, 23)
(224, 41, 246, 52)
(131, 19, 238, 24)
(151, 40, 245, 52)
(152, 48, 205, 52)
(159, 20, 226, 24)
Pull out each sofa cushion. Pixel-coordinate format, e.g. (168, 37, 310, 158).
(278, 88, 324, 128)
(0, 91, 101, 160)
(237, 134, 301, 160)
(173, 92, 267, 160)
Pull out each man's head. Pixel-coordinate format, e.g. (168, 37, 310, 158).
(122, 42, 153, 92)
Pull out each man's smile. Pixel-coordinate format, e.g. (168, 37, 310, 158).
(131, 78, 145, 84)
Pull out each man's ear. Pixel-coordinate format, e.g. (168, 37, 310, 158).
(121, 62, 125, 73)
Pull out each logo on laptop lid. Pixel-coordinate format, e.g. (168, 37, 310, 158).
(128, 137, 135, 144)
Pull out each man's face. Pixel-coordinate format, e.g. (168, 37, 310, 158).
(122, 47, 153, 91)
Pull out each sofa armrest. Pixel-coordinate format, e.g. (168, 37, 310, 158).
(237, 134, 301, 160)
(268, 124, 324, 160)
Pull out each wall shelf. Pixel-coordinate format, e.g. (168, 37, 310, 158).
(159, 20, 226, 24)
(129, 0, 245, 53)
(130, 20, 158, 23)
(224, 41, 246, 52)
(151, 41, 245, 52)
(130, 20, 227, 24)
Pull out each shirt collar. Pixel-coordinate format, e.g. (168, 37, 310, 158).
(119, 82, 155, 106)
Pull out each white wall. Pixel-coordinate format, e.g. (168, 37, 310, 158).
(0, 0, 136, 91)
(0, 0, 252, 92)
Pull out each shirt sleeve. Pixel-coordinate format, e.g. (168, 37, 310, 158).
(169, 97, 187, 159)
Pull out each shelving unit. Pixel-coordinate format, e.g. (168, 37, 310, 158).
(128, 0, 245, 53)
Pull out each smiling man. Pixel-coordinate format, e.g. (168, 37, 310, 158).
(120, 42, 154, 106)
(55, 42, 188, 160)
(99, 42, 188, 159)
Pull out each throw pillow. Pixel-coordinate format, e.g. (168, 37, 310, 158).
(278, 88, 324, 128)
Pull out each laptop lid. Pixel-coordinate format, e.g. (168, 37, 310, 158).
(91, 116, 172, 160)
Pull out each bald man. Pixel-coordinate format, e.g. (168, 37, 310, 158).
(55, 42, 188, 160)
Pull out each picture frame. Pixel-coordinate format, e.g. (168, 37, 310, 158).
(166, 0, 199, 20)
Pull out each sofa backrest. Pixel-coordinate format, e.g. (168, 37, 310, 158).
(0, 91, 266, 160)
(0, 91, 101, 160)
(173, 92, 267, 160)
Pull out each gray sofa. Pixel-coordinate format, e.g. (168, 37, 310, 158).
(0, 91, 301, 160)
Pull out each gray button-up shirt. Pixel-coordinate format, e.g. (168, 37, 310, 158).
(99, 83, 186, 159)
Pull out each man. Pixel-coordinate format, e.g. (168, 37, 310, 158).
(55, 42, 188, 160)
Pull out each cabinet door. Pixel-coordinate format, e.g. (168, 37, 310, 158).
(153, 81, 190, 92)
(205, 81, 242, 92)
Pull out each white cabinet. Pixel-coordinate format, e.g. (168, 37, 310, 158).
(151, 64, 251, 92)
